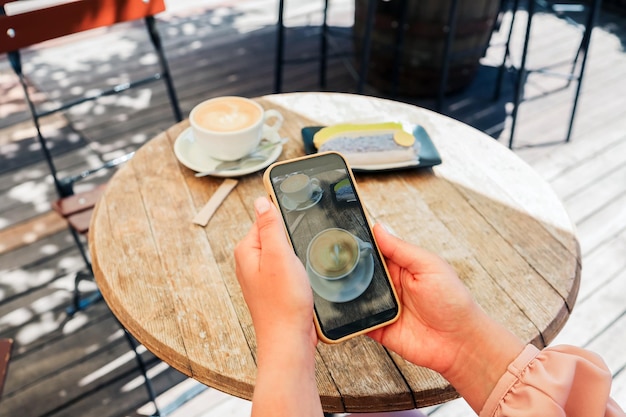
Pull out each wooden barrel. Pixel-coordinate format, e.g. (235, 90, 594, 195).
(353, 0, 501, 97)
(603, 0, 626, 15)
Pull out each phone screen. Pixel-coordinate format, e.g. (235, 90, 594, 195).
(266, 152, 399, 341)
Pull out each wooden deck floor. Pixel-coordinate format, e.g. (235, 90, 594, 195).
(1, 1, 625, 416)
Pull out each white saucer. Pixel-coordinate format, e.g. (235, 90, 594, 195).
(173, 127, 283, 177)
(307, 254, 374, 303)
(281, 186, 323, 212)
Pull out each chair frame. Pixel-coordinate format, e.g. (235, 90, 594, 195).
(275, 0, 331, 93)
(1, 0, 182, 197)
(1, 2, 183, 414)
(1, 0, 182, 313)
(493, 0, 601, 148)
(0, 338, 13, 401)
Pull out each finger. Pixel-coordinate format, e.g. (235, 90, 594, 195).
(234, 203, 265, 281)
(253, 197, 292, 253)
(234, 223, 260, 287)
(236, 217, 260, 254)
(234, 205, 261, 258)
(373, 224, 447, 274)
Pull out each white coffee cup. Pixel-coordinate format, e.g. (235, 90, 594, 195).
(306, 228, 373, 281)
(280, 173, 320, 204)
(189, 96, 283, 161)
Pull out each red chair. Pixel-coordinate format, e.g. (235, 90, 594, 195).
(1, 2, 182, 414)
(0, 338, 13, 401)
(0, 0, 182, 314)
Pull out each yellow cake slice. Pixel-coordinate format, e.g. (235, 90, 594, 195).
(313, 123, 420, 168)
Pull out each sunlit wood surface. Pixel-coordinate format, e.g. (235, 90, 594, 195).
(88, 93, 579, 413)
(0, 0, 625, 416)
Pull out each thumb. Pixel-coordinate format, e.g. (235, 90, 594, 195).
(253, 197, 292, 252)
(373, 223, 446, 274)
(373, 223, 412, 264)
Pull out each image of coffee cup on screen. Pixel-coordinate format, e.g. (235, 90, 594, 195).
(305, 228, 375, 303)
(278, 173, 323, 211)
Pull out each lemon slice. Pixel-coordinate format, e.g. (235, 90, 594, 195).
(393, 130, 415, 146)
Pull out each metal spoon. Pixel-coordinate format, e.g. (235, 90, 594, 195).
(195, 138, 287, 177)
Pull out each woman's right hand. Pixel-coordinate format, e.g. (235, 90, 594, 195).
(368, 224, 525, 413)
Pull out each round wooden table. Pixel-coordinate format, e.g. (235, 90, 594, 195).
(90, 92, 580, 413)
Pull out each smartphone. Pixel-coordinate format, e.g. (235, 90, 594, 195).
(263, 152, 400, 343)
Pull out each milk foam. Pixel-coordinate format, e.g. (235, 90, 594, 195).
(194, 99, 261, 132)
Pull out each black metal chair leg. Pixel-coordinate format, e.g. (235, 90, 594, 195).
(357, 0, 377, 94)
(509, 0, 535, 148)
(67, 285, 103, 317)
(275, 0, 286, 93)
(564, 0, 600, 142)
(436, 0, 460, 112)
(122, 326, 162, 417)
(390, 0, 409, 98)
(320, 0, 330, 89)
(145, 15, 182, 123)
(493, 0, 520, 101)
(9, 50, 68, 197)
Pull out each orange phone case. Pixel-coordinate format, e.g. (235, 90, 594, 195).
(262, 152, 400, 344)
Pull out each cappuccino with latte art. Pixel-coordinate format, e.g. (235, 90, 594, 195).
(191, 97, 262, 133)
(189, 96, 283, 161)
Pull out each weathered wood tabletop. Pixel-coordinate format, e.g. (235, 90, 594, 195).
(90, 92, 580, 413)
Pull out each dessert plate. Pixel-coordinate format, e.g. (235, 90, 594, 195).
(174, 127, 283, 177)
(301, 124, 442, 172)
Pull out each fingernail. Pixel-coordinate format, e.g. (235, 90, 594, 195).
(379, 222, 397, 236)
(254, 197, 271, 215)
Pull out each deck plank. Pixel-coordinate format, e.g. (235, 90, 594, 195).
(551, 268, 626, 347)
(586, 311, 626, 375)
(563, 160, 626, 224)
(551, 137, 626, 200)
(575, 192, 626, 255)
(575, 230, 626, 301)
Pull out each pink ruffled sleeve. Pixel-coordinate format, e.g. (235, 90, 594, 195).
(479, 344, 625, 417)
